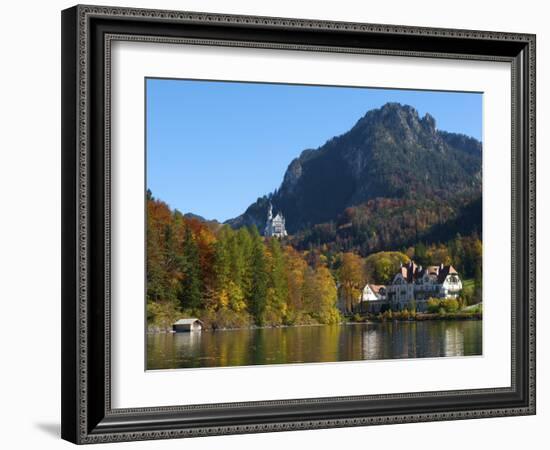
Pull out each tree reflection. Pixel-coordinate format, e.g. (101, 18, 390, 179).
(147, 321, 482, 369)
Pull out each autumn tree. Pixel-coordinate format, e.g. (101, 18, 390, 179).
(338, 252, 365, 314)
(364, 251, 409, 285)
(146, 193, 183, 328)
(284, 246, 307, 322)
(146, 194, 175, 303)
(310, 265, 339, 324)
(471, 237, 483, 303)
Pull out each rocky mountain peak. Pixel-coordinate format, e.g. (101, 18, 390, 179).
(226, 102, 482, 234)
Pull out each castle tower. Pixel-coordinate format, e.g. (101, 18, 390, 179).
(264, 203, 287, 238)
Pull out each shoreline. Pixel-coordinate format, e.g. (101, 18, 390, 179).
(147, 313, 482, 334)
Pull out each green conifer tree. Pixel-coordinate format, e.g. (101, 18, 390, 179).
(265, 238, 288, 325)
(249, 227, 268, 325)
(179, 226, 202, 312)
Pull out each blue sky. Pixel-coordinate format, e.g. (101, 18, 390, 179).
(146, 78, 482, 222)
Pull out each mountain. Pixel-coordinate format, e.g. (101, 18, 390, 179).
(226, 103, 482, 254)
(183, 212, 208, 222)
(181, 212, 222, 231)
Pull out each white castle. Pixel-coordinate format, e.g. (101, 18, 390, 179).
(264, 203, 288, 238)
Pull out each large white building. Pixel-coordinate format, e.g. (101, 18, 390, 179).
(360, 261, 463, 313)
(264, 203, 288, 238)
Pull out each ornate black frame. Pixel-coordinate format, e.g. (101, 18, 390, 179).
(61, 4, 536, 444)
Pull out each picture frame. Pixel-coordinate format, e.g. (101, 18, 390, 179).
(61, 4, 536, 444)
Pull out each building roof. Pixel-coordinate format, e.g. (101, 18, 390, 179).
(369, 284, 386, 294)
(173, 318, 203, 325)
(436, 265, 458, 284)
(400, 261, 419, 283)
(425, 266, 440, 275)
(396, 261, 458, 284)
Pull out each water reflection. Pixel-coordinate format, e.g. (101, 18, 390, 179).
(147, 320, 482, 370)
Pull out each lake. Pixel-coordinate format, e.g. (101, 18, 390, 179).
(147, 320, 482, 369)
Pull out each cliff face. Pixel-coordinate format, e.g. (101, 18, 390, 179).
(226, 102, 482, 234)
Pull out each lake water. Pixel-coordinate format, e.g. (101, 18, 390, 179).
(147, 320, 482, 369)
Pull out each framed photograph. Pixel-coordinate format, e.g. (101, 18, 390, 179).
(61, 4, 536, 444)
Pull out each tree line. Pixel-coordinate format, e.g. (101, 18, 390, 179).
(294, 233, 482, 314)
(293, 194, 481, 259)
(147, 192, 483, 330)
(147, 192, 341, 330)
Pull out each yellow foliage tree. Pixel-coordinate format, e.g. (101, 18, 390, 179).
(338, 252, 366, 314)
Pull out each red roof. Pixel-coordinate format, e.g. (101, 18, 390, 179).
(397, 261, 458, 284)
(369, 284, 386, 294)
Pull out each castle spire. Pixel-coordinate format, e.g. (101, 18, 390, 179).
(264, 203, 288, 238)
